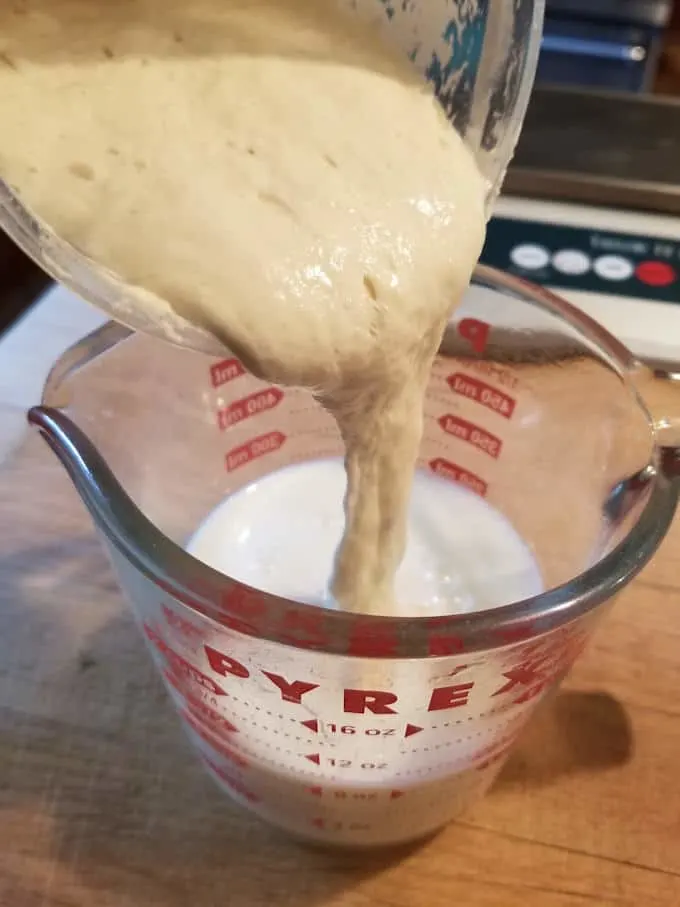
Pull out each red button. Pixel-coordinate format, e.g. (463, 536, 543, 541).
(636, 261, 677, 287)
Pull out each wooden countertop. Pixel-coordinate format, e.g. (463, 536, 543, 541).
(1, 297, 680, 906)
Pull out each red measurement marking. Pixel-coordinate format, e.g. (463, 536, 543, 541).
(305, 753, 321, 765)
(308, 786, 323, 797)
(225, 430, 286, 472)
(217, 585, 268, 637)
(347, 622, 399, 658)
(164, 667, 194, 702)
(404, 723, 423, 739)
(203, 757, 259, 802)
(427, 630, 466, 657)
(447, 373, 516, 419)
(458, 317, 490, 354)
(210, 357, 246, 388)
(217, 387, 284, 431)
(429, 458, 488, 497)
(182, 710, 247, 767)
(427, 619, 474, 657)
(347, 624, 399, 657)
(185, 695, 239, 736)
(492, 635, 585, 705)
(280, 607, 329, 649)
(466, 360, 519, 391)
(439, 415, 502, 460)
(171, 654, 225, 696)
(301, 719, 320, 733)
(162, 604, 203, 642)
(492, 623, 537, 646)
(390, 790, 404, 799)
(144, 624, 226, 695)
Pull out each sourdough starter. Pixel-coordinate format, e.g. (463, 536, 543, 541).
(0, 0, 487, 612)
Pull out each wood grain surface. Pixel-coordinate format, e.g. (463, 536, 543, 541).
(1, 426, 680, 907)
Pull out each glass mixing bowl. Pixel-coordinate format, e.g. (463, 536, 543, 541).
(0, 0, 545, 356)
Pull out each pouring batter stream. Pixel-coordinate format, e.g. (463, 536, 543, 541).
(0, 0, 487, 613)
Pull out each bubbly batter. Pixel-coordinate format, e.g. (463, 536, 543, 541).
(0, 0, 487, 613)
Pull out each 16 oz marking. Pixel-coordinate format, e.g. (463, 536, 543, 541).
(326, 724, 396, 737)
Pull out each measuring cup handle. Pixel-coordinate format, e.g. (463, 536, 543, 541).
(631, 365, 680, 477)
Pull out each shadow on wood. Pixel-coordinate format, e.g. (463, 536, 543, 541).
(495, 689, 633, 792)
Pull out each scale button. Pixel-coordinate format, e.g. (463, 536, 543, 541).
(594, 254, 634, 282)
(552, 249, 591, 276)
(636, 260, 677, 287)
(510, 243, 550, 270)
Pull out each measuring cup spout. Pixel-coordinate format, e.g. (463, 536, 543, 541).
(27, 405, 179, 588)
(28, 406, 141, 534)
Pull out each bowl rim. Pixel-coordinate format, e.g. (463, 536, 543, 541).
(28, 265, 680, 659)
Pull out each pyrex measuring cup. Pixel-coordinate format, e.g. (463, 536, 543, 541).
(28, 266, 680, 847)
(0, 0, 544, 356)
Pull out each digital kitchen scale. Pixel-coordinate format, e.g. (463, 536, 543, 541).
(481, 87, 680, 368)
(482, 194, 680, 366)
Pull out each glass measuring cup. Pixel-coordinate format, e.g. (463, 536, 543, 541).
(0, 0, 544, 356)
(28, 266, 680, 848)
